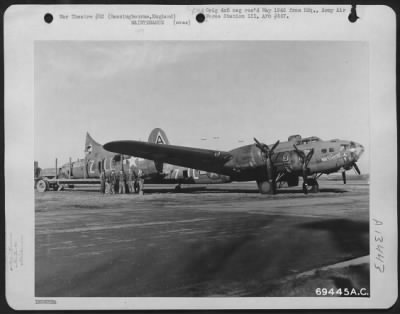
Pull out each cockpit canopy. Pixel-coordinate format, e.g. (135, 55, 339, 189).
(288, 134, 302, 143)
(287, 135, 322, 145)
(301, 136, 322, 144)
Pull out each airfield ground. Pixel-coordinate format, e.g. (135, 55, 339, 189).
(35, 180, 369, 297)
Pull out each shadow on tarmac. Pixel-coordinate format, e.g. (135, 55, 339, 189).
(329, 263, 370, 293)
(298, 219, 369, 253)
(139, 187, 348, 195)
(57, 186, 349, 195)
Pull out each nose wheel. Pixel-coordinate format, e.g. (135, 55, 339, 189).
(302, 178, 319, 194)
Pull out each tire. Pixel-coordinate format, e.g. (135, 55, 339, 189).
(257, 180, 273, 194)
(305, 178, 319, 193)
(302, 183, 308, 194)
(36, 179, 48, 192)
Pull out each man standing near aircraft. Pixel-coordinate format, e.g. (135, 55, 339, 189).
(118, 170, 126, 194)
(110, 170, 116, 194)
(100, 170, 106, 194)
(137, 169, 144, 195)
(127, 169, 135, 193)
(105, 173, 111, 194)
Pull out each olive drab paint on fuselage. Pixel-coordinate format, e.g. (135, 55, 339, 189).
(57, 129, 230, 185)
(103, 132, 365, 194)
(221, 135, 364, 183)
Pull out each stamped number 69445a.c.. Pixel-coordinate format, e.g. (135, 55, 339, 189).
(315, 288, 369, 297)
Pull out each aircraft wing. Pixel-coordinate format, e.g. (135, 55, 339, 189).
(103, 140, 232, 173)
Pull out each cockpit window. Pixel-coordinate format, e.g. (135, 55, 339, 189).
(321, 148, 327, 153)
(301, 136, 321, 144)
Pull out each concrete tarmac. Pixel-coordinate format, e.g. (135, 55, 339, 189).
(35, 181, 369, 297)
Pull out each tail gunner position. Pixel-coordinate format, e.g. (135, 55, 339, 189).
(104, 133, 364, 195)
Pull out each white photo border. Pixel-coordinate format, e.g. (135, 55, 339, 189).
(4, 4, 397, 310)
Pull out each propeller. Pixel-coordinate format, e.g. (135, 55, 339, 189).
(254, 138, 280, 159)
(293, 145, 314, 194)
(254, 138, 280, 193)
(341, 162, 360, 185)
(353, 163, 361, 175)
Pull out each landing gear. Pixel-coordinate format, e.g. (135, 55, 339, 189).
(135, 179, 144, 195)
(174, 184, 182, 192)
(253, 138, 281, 195)
(134, 181, 140, 193)
(257, 180, 276, 195)
(302, 178, 319, 194)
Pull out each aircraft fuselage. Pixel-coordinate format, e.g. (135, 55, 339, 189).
(222, 137, 364, 183)
(58, 144, 230, 185)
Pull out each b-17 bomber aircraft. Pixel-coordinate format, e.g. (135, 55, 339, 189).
(104, 133, 364, 194)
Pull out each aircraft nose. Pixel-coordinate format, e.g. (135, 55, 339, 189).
(349, 141, 364, 161)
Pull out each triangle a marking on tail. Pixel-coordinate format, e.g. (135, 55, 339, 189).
(156, 132, 166, 145)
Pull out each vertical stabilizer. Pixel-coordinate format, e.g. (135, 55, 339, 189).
(148, 128, 170, 145)
(85, 132, 103, 154)
(147, 128, 169, 173)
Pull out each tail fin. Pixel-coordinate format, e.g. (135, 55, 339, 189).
(85, 132, 105, 155)
(148, 128, 170, 145)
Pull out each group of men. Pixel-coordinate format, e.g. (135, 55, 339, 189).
(100, 168, 144, 195)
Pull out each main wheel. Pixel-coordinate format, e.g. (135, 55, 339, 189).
(257, 180, 273, 194)
(303, 178, 319, 194)
(302, 182, 308, 194)
(36, 179, 48, 192)
(307, 178, 319, 193)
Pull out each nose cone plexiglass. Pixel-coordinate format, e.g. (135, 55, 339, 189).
(349, 141, 364, 162)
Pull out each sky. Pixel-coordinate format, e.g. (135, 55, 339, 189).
(34, 40, 369, 171)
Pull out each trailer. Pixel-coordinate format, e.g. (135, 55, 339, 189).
(34, 158, 100, 192)
(35, 177, 100, 192)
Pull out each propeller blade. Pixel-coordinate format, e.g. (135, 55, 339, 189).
(270, 140, 280, 155)
(305, 149, 314, 167)
(254, 138, 269, 153)
(342, 171, 347, 184)
(254, 137, 262, 148)
(353, 163, 361, 175)
(293, 144, 305, 159)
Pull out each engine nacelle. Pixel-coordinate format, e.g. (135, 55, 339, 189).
(272, 151, 303, 173)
